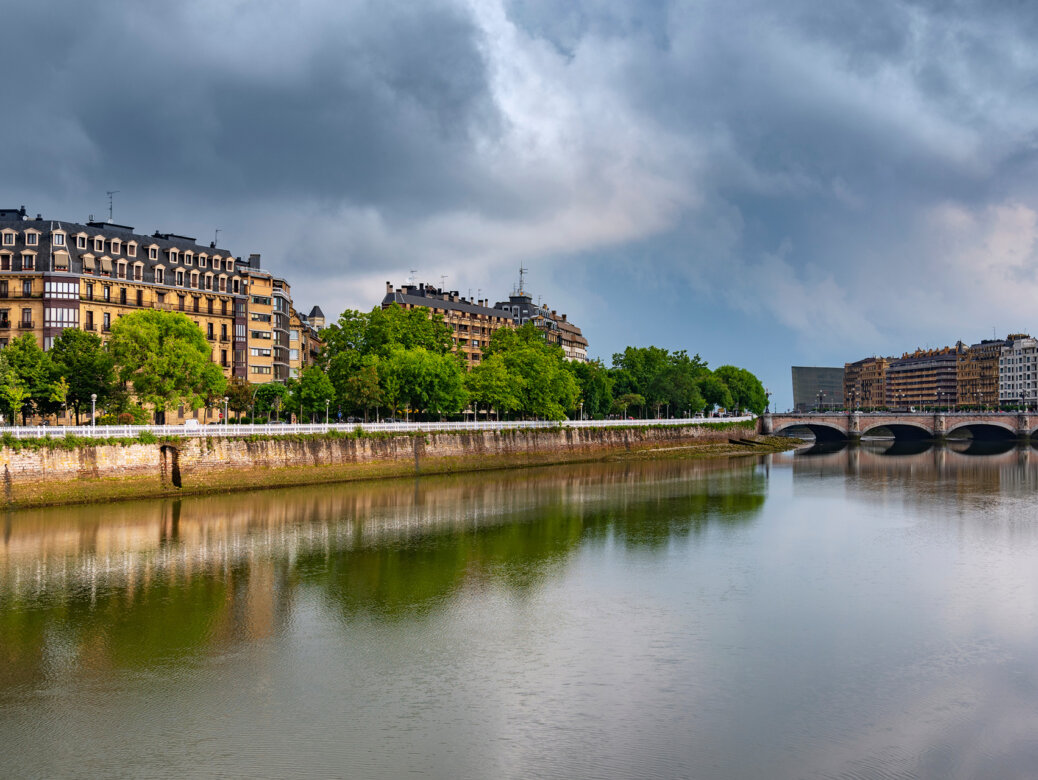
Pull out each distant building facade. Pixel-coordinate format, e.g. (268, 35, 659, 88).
(886, 345, 964, 409)
(844, 357, 889, 409)
(998, 334, 1038, 407)
(382, 282, 512, 367)
(791, 366, 844, 411)
(958, 338, 1007, 409)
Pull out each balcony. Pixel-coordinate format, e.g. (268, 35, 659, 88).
(0, 321, 9, 330)
(83, 323, 96, 332)
(18, 321, 34, 329)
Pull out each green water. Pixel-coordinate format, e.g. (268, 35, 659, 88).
(3, 444, 1038, 778)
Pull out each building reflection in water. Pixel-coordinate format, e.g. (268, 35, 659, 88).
(0, 456, 768, 685)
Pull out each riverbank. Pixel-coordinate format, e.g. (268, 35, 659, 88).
(0, 422, 797, 509)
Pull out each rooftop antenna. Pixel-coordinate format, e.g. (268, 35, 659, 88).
(518, 264, 527, 295)
(106, 190, 119, 222)
(440, 274, 448, 290)
(408, 269, 417, 285)
(214, 228, 221, 247)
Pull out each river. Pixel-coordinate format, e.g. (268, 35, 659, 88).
(3, 442, 1038, 779)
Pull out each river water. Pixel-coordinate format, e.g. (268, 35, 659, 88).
(3, 442, 1038, 779)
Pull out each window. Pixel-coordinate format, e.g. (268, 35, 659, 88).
(155, 268, 164, 285)
(21, 254, 34, 271)
(119, 288, 127, 305)
(22, 280, 31, 297)
(76, 235, 87, 250)
(290, 329, 299, 341)
(133, 264, 142, 281)
(193, 297, 200, 312)
(176, 270, 185, 286)
(1, 233, 13, 246)
(250, 347, 272, 357)
(25, 233, 38, 246)
(235, 323, 246, 339)
(94, 237, 104, 252)
(85, 311, 94, 330)
(127, 242, 137, 258)
(0, 281, 6, 298)
(117, 262, 126, 279)
(221, 324, 228, 340)
(170, 249, 180, 264)
(251, 313, 271, 322)
(251, 365, 272, 375)
(103, 312, 111, 332)
(190, 272, 199, 288)
(53, 233, 65, 246)
(149, 246, 157, 260)
(290, 348, 299, 361)
(21, 308, 32, 326)
(207, 323, 214, 339)
(44, 281, 77, 299)
(204, 275, 212, 291)
(198, 255, 207, 269)
(221, 349, 228, 367)
(232, 279, 240, 294)
(111, 239, 121, 254)
(136, 290, 143, 307)
(85, 283, 94, 301)
(221, 300, 228, 315)
(218, 277, 226, 292)
(103, 286, 111, 302)
(213, 258, 221, 271)
(207, 298, 214, 314)
(0, 255, 8, 271)
(251, 296, 272, 306)
(178, 296, 185, 311)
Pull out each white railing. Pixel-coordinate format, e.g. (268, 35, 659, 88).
(0, 416, 755, 440)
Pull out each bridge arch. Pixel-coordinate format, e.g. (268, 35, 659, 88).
(861, 422, 933, 440)
(947, 421, 1018, 441)
(772, 422, 848, 442)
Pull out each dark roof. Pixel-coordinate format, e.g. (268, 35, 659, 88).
(383, 287, 508, 318)
(308, 305, 325, 318)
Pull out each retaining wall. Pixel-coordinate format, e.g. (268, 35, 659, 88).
(0, 423, 756, 508)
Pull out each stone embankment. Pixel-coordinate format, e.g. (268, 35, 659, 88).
(0, 422, 784, 508)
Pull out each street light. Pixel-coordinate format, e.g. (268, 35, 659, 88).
(325, 398, 330, 425)
(90, 393, 97, 428)
(579, 400, 583, 421)
(223, 396, 229, 425)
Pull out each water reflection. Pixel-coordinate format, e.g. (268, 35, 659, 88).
(0, 457, 766, 685)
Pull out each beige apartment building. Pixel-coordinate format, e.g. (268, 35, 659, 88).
(0, 206, 322, 421)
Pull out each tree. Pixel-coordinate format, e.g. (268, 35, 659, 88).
(565, 359, 614, 419)
(254, 382, 291, 421)
(697, 373, 733, 414)
(293, 366, 336, 422)
(466, 353, 518, 419)
(612, 393, 645, 418)
(482, 324, 578, 420)
(226, 377, 254, 421)
(48, 329, 116, 423)
(341, 359, 382, 421)
(379, 347, 467, 419)
(107, 311, 227, 418)
(5, 333, 55, 423)
(715, 365, 767, 415)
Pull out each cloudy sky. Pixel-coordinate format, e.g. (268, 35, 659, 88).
(6, 0, 1038, 407)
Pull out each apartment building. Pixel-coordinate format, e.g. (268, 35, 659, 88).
(843, 357, 889, 409)
(381, 282, 513, 367)
(957, 339, 1006, 409)
(0, 207, 321, 398)
(886, 345, 964, 409)
(792, 366, 844, 411)
(998, 334, 1038, 407)
(492, 291, 589, 362)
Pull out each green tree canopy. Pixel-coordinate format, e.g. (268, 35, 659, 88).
(107, 311, 227, 415)
(379, 347, 467, 418)
(48, 328, 115, 423)
(483, 324, 578, 420)
(714, 365, 767, 415)
(293, 366, 336, 421)
(565, 359, 614, 418)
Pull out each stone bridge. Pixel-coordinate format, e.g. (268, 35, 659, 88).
(761, 411, 1038, 441)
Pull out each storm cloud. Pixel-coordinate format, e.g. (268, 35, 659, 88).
(5, 0, 1038, 406)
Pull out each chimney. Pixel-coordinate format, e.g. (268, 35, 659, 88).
(562, 313, 567, 322)
(249, 253, 261, 269)
(386, 281, 392, 293)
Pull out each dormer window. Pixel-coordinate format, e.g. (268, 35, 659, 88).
(198, 255, 207, 269)
(26, 233, 38, 246)
(127, 242, 137, 258)
(213, 258, 221, 271)
(148, 246, 158, 260)
(94, 237, 104, 252)
(1, 232, 13, 246)
(110, 239, 121, 254)
(176, 270, 185, 286)
(226, 260, 234, 274)
(21, 253, 34, 271)
(184, 252, 193, 267)
(155, 268, 165, 285)
(53, 233, 65, 247)
(190, 272, 199, 288)
(76, 235, 87, 250)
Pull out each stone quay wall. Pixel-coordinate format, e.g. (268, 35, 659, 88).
(0, 423, 759, 508)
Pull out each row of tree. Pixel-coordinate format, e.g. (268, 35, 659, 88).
(313, 305, 767, 421)
(0, 306, 767, 425)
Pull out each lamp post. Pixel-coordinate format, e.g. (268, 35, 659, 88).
(579, 400, 583, 421)
(90, 393, 97, 429)
(325, 398, 330, 426)
(223, 396, 229, 425)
